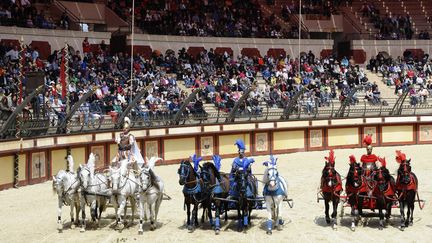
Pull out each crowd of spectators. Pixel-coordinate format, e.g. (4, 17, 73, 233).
(0, 39, 190, 127)
(360, 2, 414, 40)
(0, 0, 58, 29)
(370, 52, 432, 106)
(109, 0, 298, 38)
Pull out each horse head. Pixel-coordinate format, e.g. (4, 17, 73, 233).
(178, 160, 193, 186)
(373, 166, 391, 193)
(397, 159, 412, 185)
(77, 164, 90, 189)
(263, 155, 279, 188)
(139, 167, 151, 192)
(109, 165, 122, 192)
(347, 161, 363, 189)
(52, 170, 67, 195)
(322, 161, 337, 188)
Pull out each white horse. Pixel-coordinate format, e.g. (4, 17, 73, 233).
(52, 155, 80, 232)
(108, 158, 139, 230)
(262, 155, 288, 235)
(138, 157, 164, 234)
(77, 153, 109, 232)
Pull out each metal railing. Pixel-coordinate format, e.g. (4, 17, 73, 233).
(1, 92, 432, 140)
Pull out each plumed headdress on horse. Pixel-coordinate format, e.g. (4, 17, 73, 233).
(395, 150, 407, 163)
(242, 157, 255, 170)
(378, 156, 387, 168)
(235, 139, 246, 153)
(263, 155, 277, 167)
(87, 153, 96, 177)
(191, 154, 202, 172)
(325, 149, 335, 165)
(349, 155, 356, 165)
(212, 155, 222, 172)
(67, 154, 74, 173)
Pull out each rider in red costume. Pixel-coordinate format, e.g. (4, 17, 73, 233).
(360, 134, 378, 177)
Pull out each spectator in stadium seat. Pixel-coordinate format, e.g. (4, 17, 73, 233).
(82, 37, 90, 56)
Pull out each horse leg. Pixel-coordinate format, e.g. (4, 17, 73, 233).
(117, 197, 126, 230)
(378, 203, 384, 230)
(150, 200, 156, 231)
(331, 198, 339, 230)
(207, 200, 214, 227)
(131, 197, 136, 224)
(237, 205, 242, 232)
(57, 197, 63, 232)
(265, 196, 273, 235)
(90, 200, 97, 222)
(98, 197, 106, 228)
(324, 196, 330, 224)
(408, 193, 415, 226)
(186, 201, 192, 232)
(80, 199, 86, 232)
(74, 199, 80, 228)
(193, 202, 199, 227)
(277, 197, 284, 230)
(214, 200, 221, 234)
(138, 195, 144, 235)
(69, 203, 75, 230)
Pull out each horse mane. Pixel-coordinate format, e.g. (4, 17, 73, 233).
(119, 158, 129, 175)
(202, 162, 220, 179)
(148, 169, 160, 191)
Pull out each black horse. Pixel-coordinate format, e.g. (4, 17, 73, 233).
(320, 159, 342, 230)
(396, 158, 418, 230)
(372, 164, 396, 230)
(178, 160, 204, 232)
(232, 164, 257, 232)
(200, 162, 229, 234)
(345, 159, 366, 231)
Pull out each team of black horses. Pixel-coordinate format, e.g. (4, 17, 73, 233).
(177, 155, 260, 233)
(320, 150, 420, 231)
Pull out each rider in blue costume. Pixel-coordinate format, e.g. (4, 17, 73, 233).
(229, 139, 254, 198)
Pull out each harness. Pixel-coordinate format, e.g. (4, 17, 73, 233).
(263, 178, 286, 196)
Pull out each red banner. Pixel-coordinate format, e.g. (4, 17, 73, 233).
(60, 48, 66, 99)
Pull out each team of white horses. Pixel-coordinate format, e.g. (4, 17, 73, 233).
(52, 154, 288, 234)
(52, 154, 164, 234)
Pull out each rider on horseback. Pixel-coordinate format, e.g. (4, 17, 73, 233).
(112, 117, 145, 169)
(360, 134, 378, 177)
(228, 139, 255, 198)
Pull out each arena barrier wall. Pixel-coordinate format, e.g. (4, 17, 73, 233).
(351, 39, 432, 64)
(1, 115, 431, 190)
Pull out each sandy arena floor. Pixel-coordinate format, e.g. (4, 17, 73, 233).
(0, 144, 431, 243)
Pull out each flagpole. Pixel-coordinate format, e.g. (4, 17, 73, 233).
(130, 0, 135, 103)
(16, 36, 25, 138)
(64, 42, 70, 133)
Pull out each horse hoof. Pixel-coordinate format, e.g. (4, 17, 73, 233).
(187, 225, 193, 233)
(399, 226, 405, 231)
(71, 224, 76, 229)
(215, 229, 220, 235)
(266, 230, 272, 235)
(379, 227, 383, 231)
(80, 228, 85, 233)
(350, 226, 355, 232)
(117, 223, 125, 230)
(138, 230, 143, 235)
(332, 224, 338, 230)
(57, 224, 63, 231)
(150, 224, 156, 231)
(409, 221, 413, 226)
